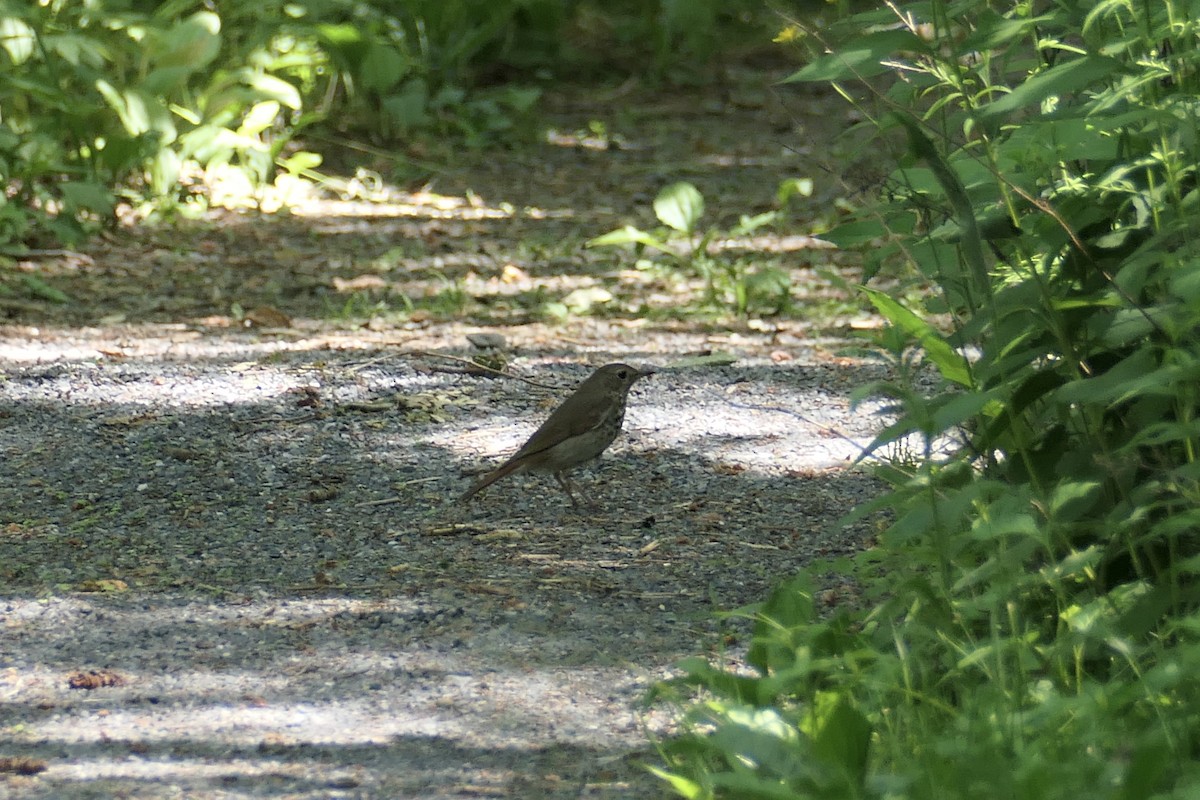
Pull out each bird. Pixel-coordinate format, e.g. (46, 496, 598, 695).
(459, 363, 652, 507)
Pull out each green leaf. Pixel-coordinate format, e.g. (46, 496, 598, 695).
(96, 82, 175, 139)
(279, 151, 322, 174)
(654, 182, 704, 233)
(782, 29, 927, 82)
(148, 11, 221, 72)
(143, 65, 196, 95)
(245, 73, 301, 110)
(1049, 481, 1102, 521)
(932, 389, 1001, 432)
(860, 287, 973, 386)
(645, 766, 702, 799)
(382, 79, 429, 130)
(360, 43, 409, 93)
(0, 16, 35, 64)
(819, 218, 888, 248)
(891, 112, 990, 298)
(808, 694, 871, 788)
(20, 274, 69, 303)
(1054, 349, 1171, 407)
(238, 101, 280, 137)
(149, 149, 181, 196)
(776, 177, 813, 204)
(731, 211, 777, 235)
(316, 23, 363, 47)
(663, 352, 738, 368)
(45, 32, 108, 68)
(980, 56, 1124, 121)
(962, 11, 1053, 51)
(59, 181, 114, 214)
(586, 225, 675, 255)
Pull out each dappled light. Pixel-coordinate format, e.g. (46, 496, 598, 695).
(6, 0, 1193, 796)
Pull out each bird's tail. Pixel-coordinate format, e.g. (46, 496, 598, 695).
(458, 458, 523, 503)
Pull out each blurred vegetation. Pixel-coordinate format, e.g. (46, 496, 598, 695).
(652, 0, 1200, 797)
(0, 0, 770, 249)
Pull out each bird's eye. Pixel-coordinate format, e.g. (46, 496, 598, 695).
(617, 369, 628, 379)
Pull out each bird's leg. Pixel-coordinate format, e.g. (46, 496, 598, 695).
(555, 472, 597, 508)
(553, 471, 579, 506)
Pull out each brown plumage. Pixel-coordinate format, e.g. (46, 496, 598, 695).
(459, 363, 652, 506)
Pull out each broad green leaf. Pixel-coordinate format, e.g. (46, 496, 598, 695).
(808, 694, 870, 786)
(238, 101, 280, 137)
(149, 149, 181, 195)
(149, 11, 221, 71)
(95, 81, 154, 136)
(279, 150, 322, 174)
(0, 16, 34, 64)
(360, 43, 408, 93)
(1043, 546, 1103, 580)
(892, 112, 990, 297)
(860, 286, 973, 386)
(776, 177, 813, 204)
(782, 30, 927, 82)
(500, 86, 540, 113)
(143, 65, 195, 95)
(1049, 481, 1102, 520)
(664, 352, 738, 368)
(645, 766, 701, 799)
(731, 211, 777, 235)
(45, 32, 108, 68)
(962, 11, 1053, 51)
(246, 73, 301, 110)
(710, 772, 812, 800)
(586, 225, 675, 255)
(315, 23, 363, 47)
(1128, 420, 1200, 448)
(383, 79, 428, 129)
(1101, 305, 1171, 347)
(59, 181, 114, 214)
(980, 56, 1124, 121)
(1054, 349, 1190, 406)
(1171, 266, 1200, 303)
(20, 274, 69, 303)
(819, 218, 888, 248)
(932, 389, 1001, 432)
(654, 182, 704, 233)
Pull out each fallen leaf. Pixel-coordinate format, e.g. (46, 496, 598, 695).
(0, 757, 48, 775)
(76, 579, 129, 593)
(68, 669, 127, 689)
(243, 305, 292, 328)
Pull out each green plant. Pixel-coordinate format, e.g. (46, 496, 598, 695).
(652, 0, 1200, 796)
(588, 180, 806, 315)
(0, 1, 326, 244)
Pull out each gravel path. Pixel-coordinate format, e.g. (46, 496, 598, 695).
(0, 72, 889, 798)
(0, 321, 885, 799)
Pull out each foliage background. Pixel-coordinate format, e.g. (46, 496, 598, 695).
(653, 0, 1200, 797)
(0, 0, 768, 248)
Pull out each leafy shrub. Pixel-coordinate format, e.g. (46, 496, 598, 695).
(652, 0, 1200, 796)
(0, 1, 312, 245)
(589, 180, 810, 315)
(0, 0, 566, 248)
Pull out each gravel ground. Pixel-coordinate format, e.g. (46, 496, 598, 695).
(0, 320, 887, 799)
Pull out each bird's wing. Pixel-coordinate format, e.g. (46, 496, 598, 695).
(509, 387, 608, 459)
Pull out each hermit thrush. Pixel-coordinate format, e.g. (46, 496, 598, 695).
(459, 363, 652, 506)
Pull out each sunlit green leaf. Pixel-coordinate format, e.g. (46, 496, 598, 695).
(587, 225, 675, 254)
(980, 56, 1124, 121)
(654, 182, 704, 233)
(782, 30, 927, 82)
(0, 16, 35, 64)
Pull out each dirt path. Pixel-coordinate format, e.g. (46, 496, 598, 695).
(0, 82, 885, 799)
